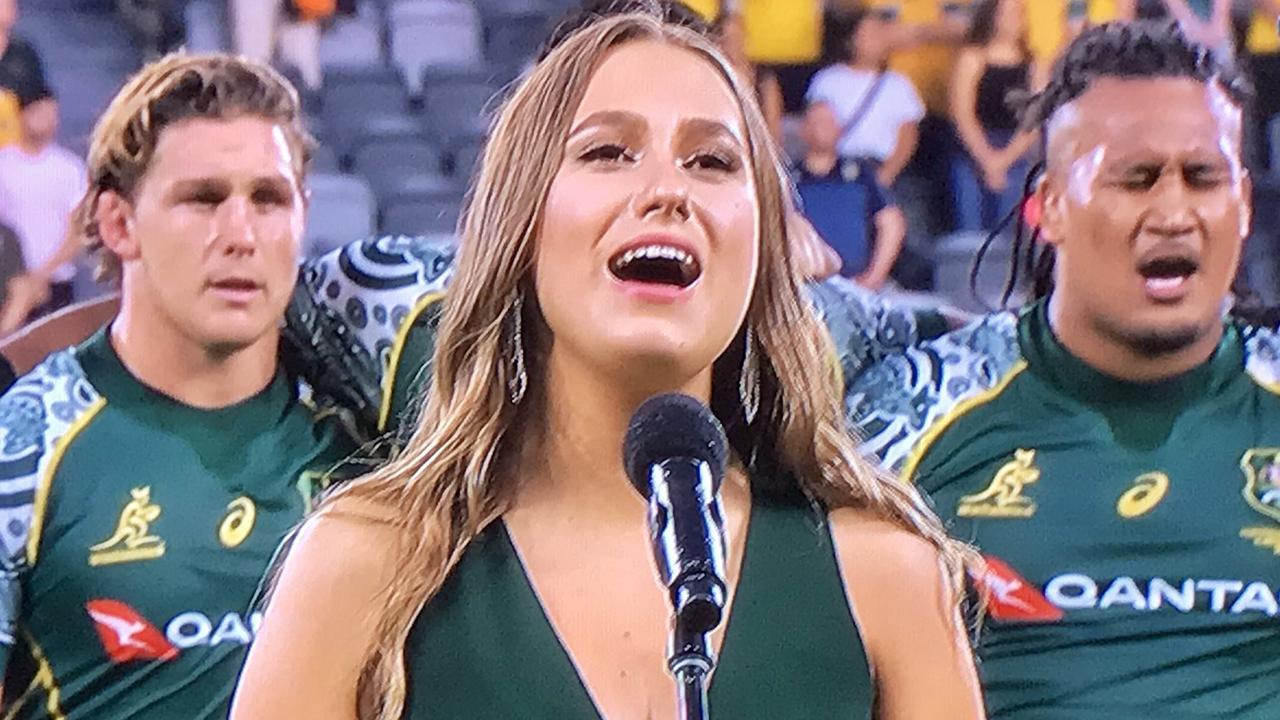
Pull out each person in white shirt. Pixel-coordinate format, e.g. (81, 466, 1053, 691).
(806, 8, 925, 190)
(0, 84, 86, 329)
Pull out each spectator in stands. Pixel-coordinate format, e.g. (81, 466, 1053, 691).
(949, 0, 1046, 232)
(1246, 1, 1280, 169)
(117, 0, 186, 58)
(795, 101, 904, 290)
(0, 0, 46, 147)
(230, 0, 326, 91)
(0, 85, 85, 324)
(806, 9, 925, 193)
(712, 9, 784, 144)
(1152, 0, 1234, 55)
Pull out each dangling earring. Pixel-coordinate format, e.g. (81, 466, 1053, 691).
(739, 326, 760, 426)
(505, 292, 528, 406)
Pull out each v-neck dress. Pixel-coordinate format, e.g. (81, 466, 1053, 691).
(401, 494, 875, 718)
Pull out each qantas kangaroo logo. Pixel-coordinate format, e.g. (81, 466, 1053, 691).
(86, 599, 178, 663)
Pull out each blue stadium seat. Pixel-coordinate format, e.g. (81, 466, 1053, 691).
(388, 1, 484, 93)
(310, 144, 342, 174)
(321, 74, 414, 157)
(931, 230, 1026, 313)
(305, 174, 378, 258)
(353, 136, 445, 199)
(420, 67, 497, 141)
(481, 6, 552, 79)
(183, 0, 227, 53)
(319, 16, 385, 72)
(448, 128, 487, 183)
(381, 174, 465, 235)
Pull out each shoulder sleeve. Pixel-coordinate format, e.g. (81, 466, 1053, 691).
(1244, 325, 1280, 389)
(890, 73, 926, 123)
(808, 277, 951, 386)
(0, 349, 103, 672)
(282, 236, 455, 435)
(846, 313, 1022, 481)
(805, 66, 835, 103)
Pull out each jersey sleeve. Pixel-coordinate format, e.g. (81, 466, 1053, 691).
(282, 236, 456, 436)
(0, 350, 102, 675)
(807, 277, 951, 391)
(845, 312, 1021, 480)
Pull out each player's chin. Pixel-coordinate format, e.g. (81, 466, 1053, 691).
(196, 314, 280, 353)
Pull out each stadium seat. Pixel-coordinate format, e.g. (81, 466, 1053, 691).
(931, 230, 1027, 313)
(310, 144, 342, 174)
(183, 0, 227, 53)
(481, 6, 552, 79)
(319, 16, 385, 72)
(321, 75, 414, 157)
(353, 136, 445, 199)
(380, 173, 465, 235)
(448, 129, 487, 183)
(420, 67, 497, 141)
(305, 174, 378, 258)
(381, 196, 464, 236)
(388, 1, 484, 93)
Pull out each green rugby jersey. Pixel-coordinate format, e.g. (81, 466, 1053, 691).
(850, 301, 1280, 718)
(0, 329, 356, 719)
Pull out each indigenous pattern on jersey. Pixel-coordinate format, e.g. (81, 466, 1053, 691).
(849, 301, 1280, 719)
(0, 330, 354, 720)
(283, 235, 456, 436)
(290, 236, 950, 436)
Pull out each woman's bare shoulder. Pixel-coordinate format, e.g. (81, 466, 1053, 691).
(826, 507, 956, 632)
(288, 494, 402, 591)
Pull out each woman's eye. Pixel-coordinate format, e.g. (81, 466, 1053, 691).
(580, 144, 631, 163)
(685, 151, 738, 172)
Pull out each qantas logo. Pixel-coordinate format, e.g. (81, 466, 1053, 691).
(86, 600, 178, 663)
(86, 600, 263, 664)
(974, 555, 1063, 622)
(974, 557, 1280, 622)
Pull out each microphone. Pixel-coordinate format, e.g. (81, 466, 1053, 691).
(623, 393, 729, 635)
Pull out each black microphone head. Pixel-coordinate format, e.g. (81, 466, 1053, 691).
(623, 393, 728, 498)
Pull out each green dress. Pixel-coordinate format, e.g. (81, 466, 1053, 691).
(403, 496, 874, 719)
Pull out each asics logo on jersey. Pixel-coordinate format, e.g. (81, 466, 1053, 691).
(89, 486, 166, 566)
(1238, 449, 1280, 556)
(958, 449, 1039, 518)
(86, 600, 264, 663)
(86, 599, 178, 663)
(219, 497, 257, 548)
(1116, 472, 1170, 519)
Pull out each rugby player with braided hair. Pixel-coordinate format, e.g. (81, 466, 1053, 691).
(850, 20, 1280, 719)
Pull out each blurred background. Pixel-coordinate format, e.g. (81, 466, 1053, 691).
(1, 0, 1278, 327)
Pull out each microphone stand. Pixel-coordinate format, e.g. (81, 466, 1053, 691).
(670, 612, 713, 720)
(667, 572, 719, 720)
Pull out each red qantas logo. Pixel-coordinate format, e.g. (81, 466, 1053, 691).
(974, 555, 1064, 623)
(86, 599, 178, 663)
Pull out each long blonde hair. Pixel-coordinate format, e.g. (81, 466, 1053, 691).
(326, 8, 970, 718)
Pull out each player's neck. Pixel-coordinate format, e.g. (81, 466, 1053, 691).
(518, 349, 712, 514)
(1049, 294, 1224, 384)
(111, 296, 279, 410)
(16, 138, 48, 156)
